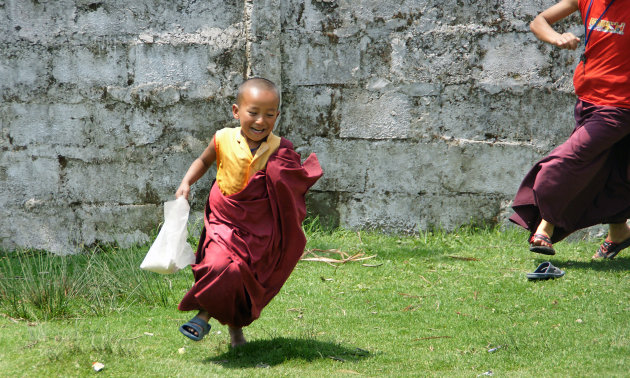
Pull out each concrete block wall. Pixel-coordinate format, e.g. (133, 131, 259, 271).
(276, 0, 582, 232)
(1, 0, 586, 253)
(1, 0, 245, 253)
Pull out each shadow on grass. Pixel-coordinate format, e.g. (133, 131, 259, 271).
(545, 257, 630, 272)
(203, 337, 370, 368)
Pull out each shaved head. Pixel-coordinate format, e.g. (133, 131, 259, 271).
(236, 77, 280, 107)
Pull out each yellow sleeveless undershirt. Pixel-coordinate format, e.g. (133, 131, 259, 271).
(214, 127, 281, 196)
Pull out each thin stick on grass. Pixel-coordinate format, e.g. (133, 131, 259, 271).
(0, 313, 21, 323)
(301, 248, 376, 265)
(398, 292, 423, 299)
(121, 332, 154, 341)
(447, 255, 480, 261)
(419, 274, 432, 286)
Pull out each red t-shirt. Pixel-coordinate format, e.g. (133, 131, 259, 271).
(573, 0, 630, 108)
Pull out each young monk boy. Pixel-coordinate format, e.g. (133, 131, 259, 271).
(175, 77, 322, 346)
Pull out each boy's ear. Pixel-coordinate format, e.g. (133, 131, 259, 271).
(232, 104, 240, 119)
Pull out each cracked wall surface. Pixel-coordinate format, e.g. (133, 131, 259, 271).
(276, 0, 582, 233)
(1, 0, 585, 253)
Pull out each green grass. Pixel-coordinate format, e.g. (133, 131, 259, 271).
(1, 223, 629, 376)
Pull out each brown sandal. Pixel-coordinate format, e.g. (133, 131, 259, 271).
(529, 233, 556, 255)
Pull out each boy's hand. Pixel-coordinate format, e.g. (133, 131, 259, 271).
(554, 33, 580, 50)
(176, 183, 190, 200)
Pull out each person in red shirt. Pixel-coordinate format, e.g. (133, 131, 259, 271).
(511, 0, 630, 259)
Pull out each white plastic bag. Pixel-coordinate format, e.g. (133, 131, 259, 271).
(140, 197, 195, 274)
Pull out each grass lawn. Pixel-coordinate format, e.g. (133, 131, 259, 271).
(1, 224, 629, 376)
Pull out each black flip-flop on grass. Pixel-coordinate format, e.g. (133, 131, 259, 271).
(526, 261, 564, 280)
(529, 233, 556, 255)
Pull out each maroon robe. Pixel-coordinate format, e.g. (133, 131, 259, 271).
(178, 139, 322, 327)
(510, 100, 630, 242)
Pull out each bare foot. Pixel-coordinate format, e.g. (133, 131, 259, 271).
(529, 219, 556, 255)
(606, 222, 630, 243)
(229, 326, 246, 347)
(534, 219, 555, 241)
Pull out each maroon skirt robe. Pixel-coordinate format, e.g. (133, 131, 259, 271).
(178, 139, 322, 327)
(510, 100, 630, 242)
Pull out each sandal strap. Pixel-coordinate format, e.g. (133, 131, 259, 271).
(600, 240, 614, 254)
(530, 233, 553, 246)
(593, 240, 613, 259)
(188, 316, 210, 332)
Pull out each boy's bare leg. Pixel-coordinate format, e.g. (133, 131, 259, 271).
(229, 326, 247, 347)
(535, 219, 554, 239)
(530, 219, 555, 247)
(530, 219, 555, 252)
(196, 310, 210, 323)
(606, 222, 630, 243)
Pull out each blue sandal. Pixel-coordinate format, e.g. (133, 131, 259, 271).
(527, 262, 565, 280)
(179, 316, 211, 341)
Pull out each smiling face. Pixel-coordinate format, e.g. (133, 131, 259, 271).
(232, 86, 280, 149)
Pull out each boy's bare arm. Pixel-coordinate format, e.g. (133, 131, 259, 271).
(530, 0, 580, 50)
(175, 138, 217, 199)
